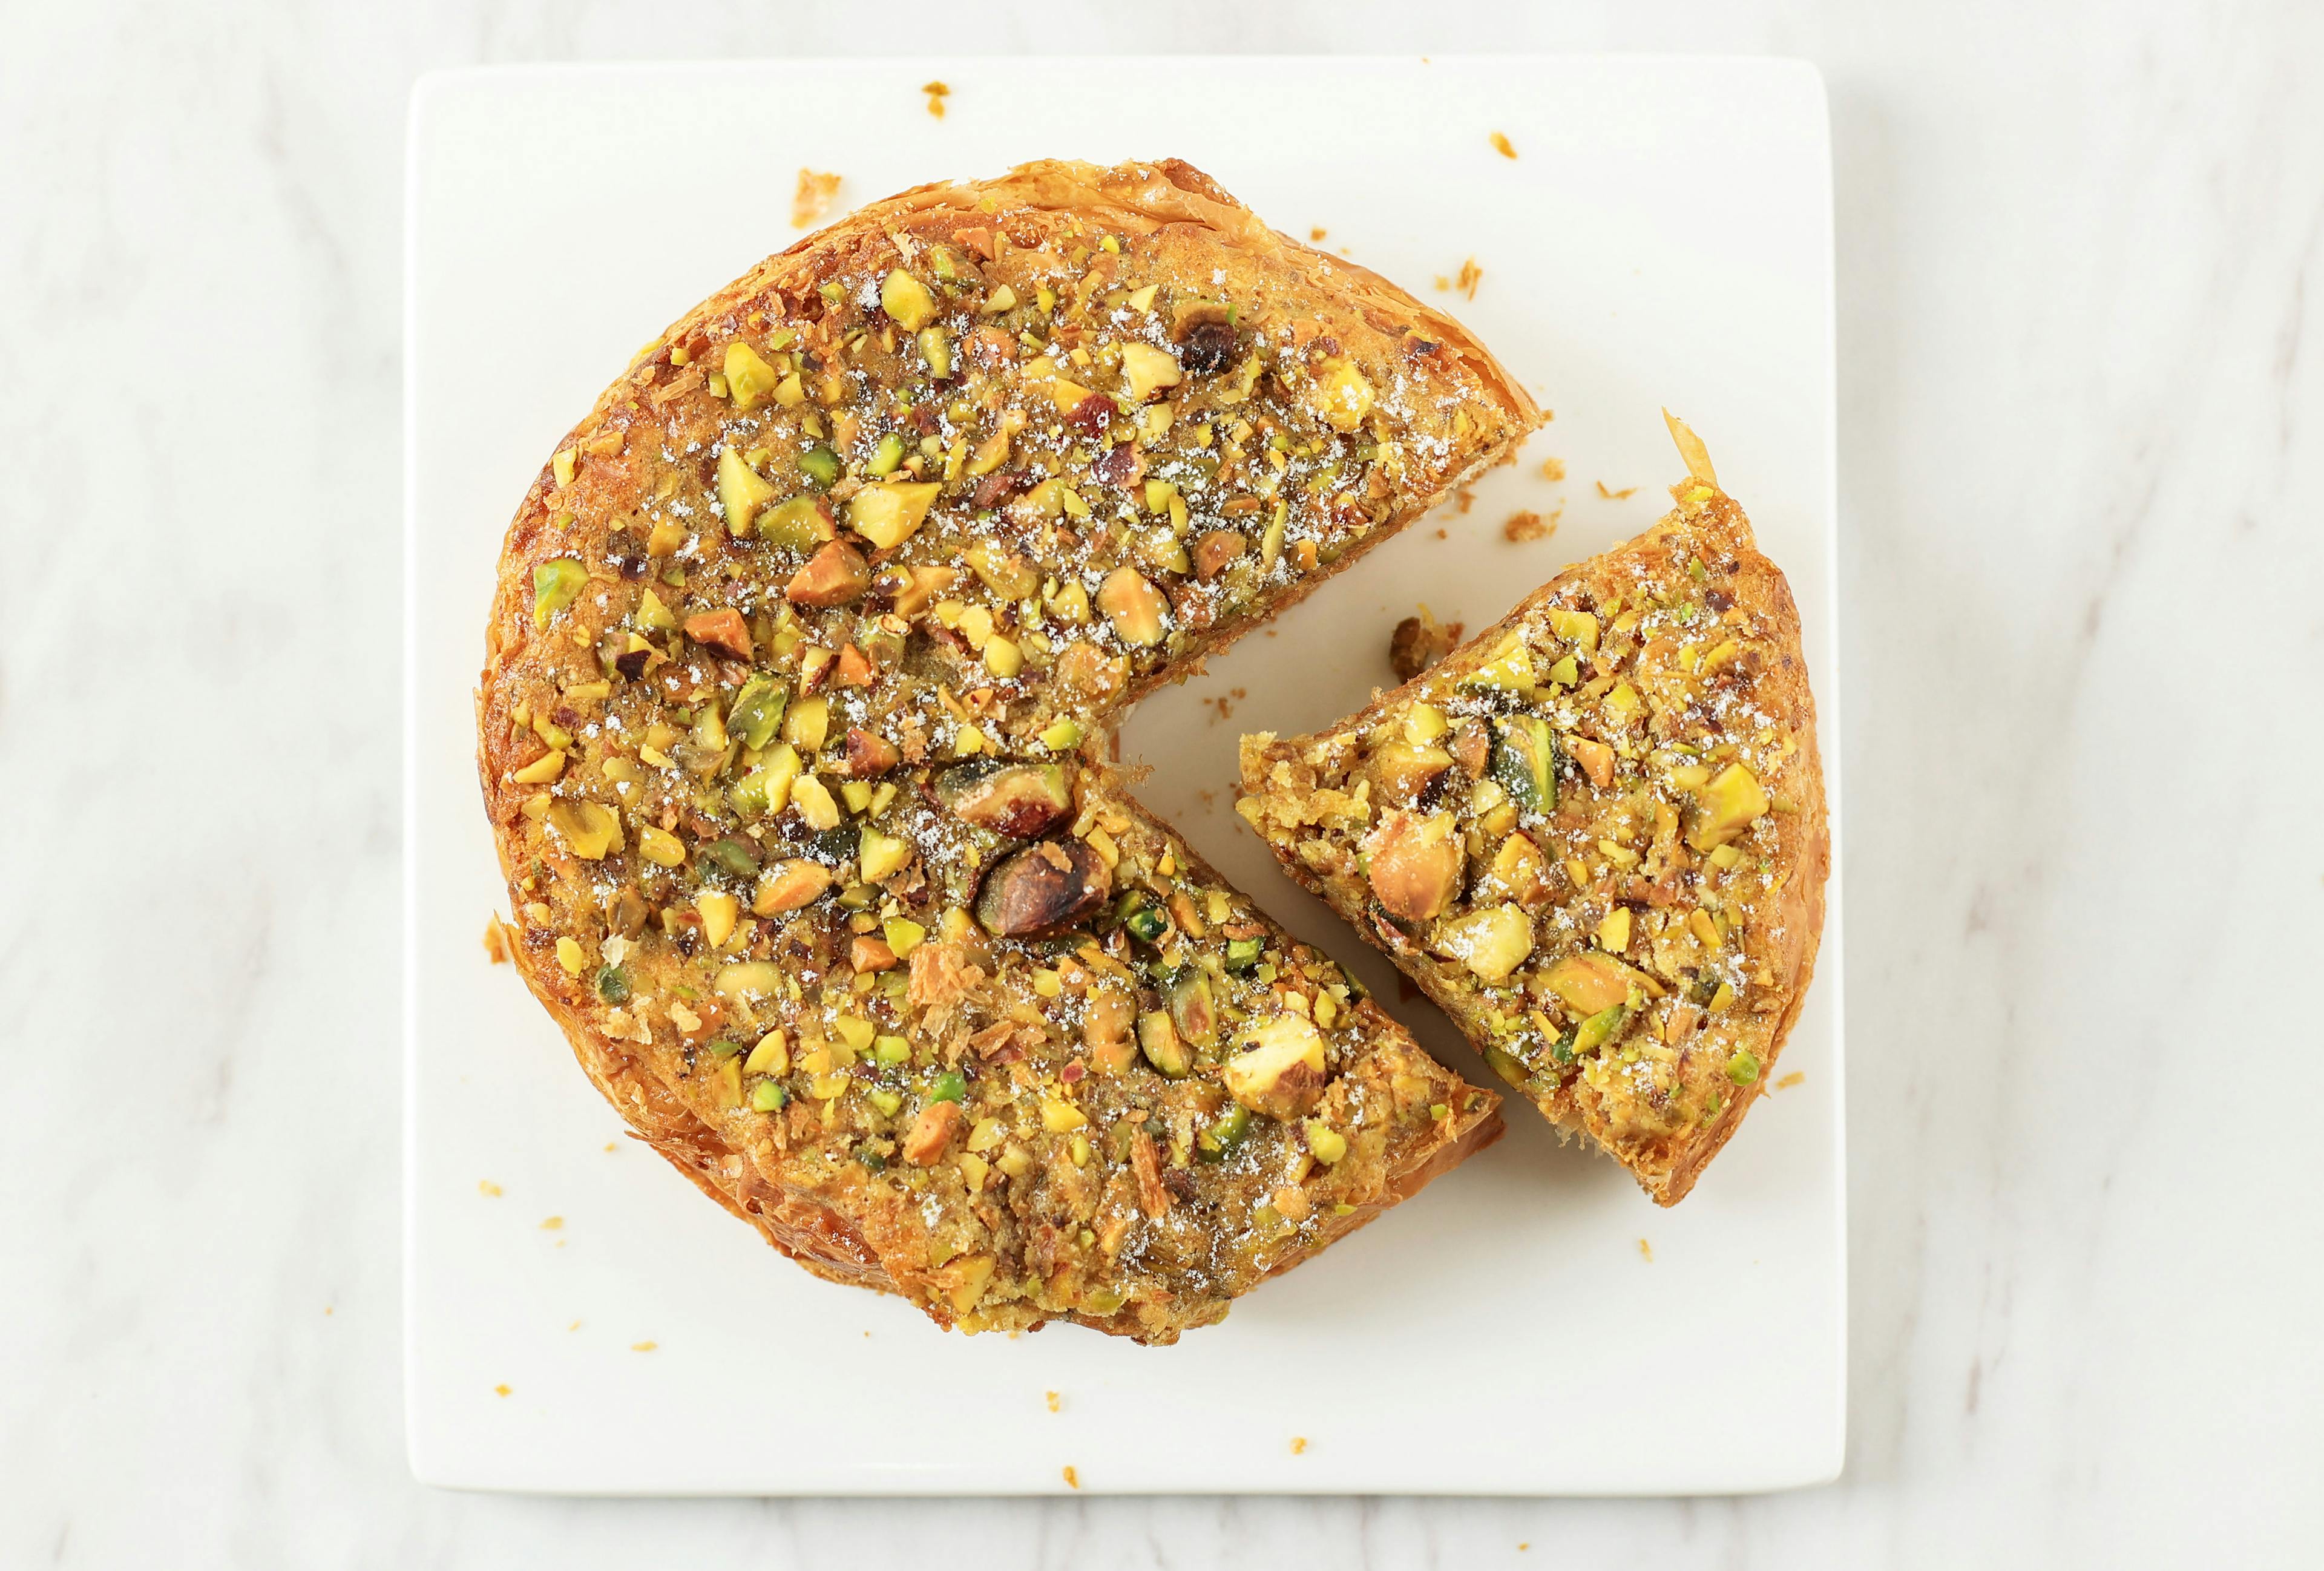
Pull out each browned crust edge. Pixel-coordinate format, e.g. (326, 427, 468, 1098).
(508, 914, 1508, 1331)
(1637, 506, 1827, 1203)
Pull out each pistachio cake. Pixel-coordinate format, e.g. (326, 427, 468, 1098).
(1237, 419, 1828, 1205)
(478, 159, 1537, 1343)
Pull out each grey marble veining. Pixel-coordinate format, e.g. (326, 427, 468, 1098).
(2, 1, 2318, 1566)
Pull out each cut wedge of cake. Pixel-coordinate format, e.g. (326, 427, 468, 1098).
(478, 159, 1536, 1342)
(1237, 418, 1828, 1204)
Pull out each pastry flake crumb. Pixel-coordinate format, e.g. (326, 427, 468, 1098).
(539, 1215, 563, 1230)
(1777, 1070, 1805, 1089)
(1045, 1389, 1061, 1413)
(791, 168, 842, 230)
(631, 1340, 658, 1353)
(1310, 226, 1328, 241)
(1455, 257, 1483, 300)
(1389, 608, 1464, 681)
(1637, 1238, 1654, 1264)
(922, 80, 950, 119)
(1538, 456, 1566, 482)
(1502, 508, 1558, 544)
(1453, 485, 1477, 514)
(494, 1383, 511, 1397)
(1597, 480, 1639, 500)
(1490, 131, 1517, 159)
(482, 914, 512, 964)
(1061, 1464, 1080, 1489)
(478, 1179, 502, 1198)
(1290, 1436, 1308, 1455)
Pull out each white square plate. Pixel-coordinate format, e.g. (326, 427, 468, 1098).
(405, 55, 1843, 1495)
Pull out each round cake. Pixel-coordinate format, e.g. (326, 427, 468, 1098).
(478, 159, 1538, 1342)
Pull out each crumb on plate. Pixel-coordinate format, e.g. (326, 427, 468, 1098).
(792, 168, 842, 229)
(1502, 508, 1557, 543)
(1389, 607, 1464, 681)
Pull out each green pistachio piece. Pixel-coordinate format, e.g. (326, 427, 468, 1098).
(797, 445, 842, 489)
(1137, 1011, 1192, 1078)
(1489, 715, 1557, 814)
(726, 677, 790, 750)
(1572, 1003, 1628, 1057)
(1195, 1103, 1251, 1161)
(1165, 969, 1218, 1048)
(758, 495, 835, 553)
(533, 559, 586, 626)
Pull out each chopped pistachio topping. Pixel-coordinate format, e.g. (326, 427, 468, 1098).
(483, 163, 1537, 1341)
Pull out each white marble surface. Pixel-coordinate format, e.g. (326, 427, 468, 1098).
(2, 1, 2319, 1565)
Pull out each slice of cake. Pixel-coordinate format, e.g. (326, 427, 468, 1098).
(1238, 419, 1828, 1204)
